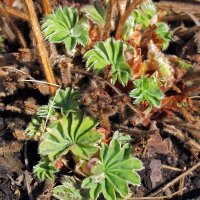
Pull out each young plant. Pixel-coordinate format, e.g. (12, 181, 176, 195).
(34, 158, 57, 181)
(84, 38, 132, 86)
(42, 7, 89, 52)
(82, 139, 143, 200)
(130, 76, 164, 108)
(39, 112, 102, 161)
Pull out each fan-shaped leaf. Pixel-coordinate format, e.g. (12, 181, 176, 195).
(39, 112, 102, 161)
(84, 38, 132, 86)
(82, 139, 143, 200)
(34, 158, 57, 181)
(42, 7, 89, 52)
(130, 76, 164, 108)
(53, 88, 80, 117)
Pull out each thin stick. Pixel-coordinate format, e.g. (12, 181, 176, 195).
(24, 0, 57, 95)
(149, 162, 200, 197)
(102, 0, 115, 40)
(20, 79, 60, 88)
(0, 3, 29, 21)
(129, 188, 186, 199)
(71, 68, 144, 117)
(0, 5, 27, 48)
(162, 164, 182, 172)
(115, 0, 144, 39)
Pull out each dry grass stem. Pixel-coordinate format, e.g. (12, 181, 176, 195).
(24, 0, 57, 95)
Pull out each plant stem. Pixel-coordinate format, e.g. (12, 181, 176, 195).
(24, 0, 57, 95)
(41, 0, 52, 15)
(115, 0, 144, 39)
(102, 0, 115, 40)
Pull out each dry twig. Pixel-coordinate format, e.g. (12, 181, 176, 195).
(24, 0, 56, 95)
(149, 162, 200, 197)
(129, 188, 186, 199)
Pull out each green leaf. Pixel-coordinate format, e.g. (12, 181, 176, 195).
(82, 139, 143, 200)
(130, 76, 164, 108)
(53, 176, 90, 200)
(82, 1, 106, 26)
(25, 117, 45, 140)
(53, 88, 80, 117)
(156, 22, 171, 50)
(42, 7, 89, 52)
(36, 102, 55, 119)
(39, 112, 102, 161)
(84, 38, 132, 86)
(122, 0, 157, 39)
(34, 158, 57, 181)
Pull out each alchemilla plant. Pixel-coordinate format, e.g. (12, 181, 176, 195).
(25, 0, 193, 199)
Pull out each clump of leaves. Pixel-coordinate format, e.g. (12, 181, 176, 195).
(34, 158, 57, 181)
(82, 139, 143, 200)
(84, 38, 132, 86)
(130, 76, 164, 108)
(42, 7, 89, 52)
(53, 176, 89, 200)
(39, 112, 102, 161)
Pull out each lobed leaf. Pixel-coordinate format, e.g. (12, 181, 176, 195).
(82, 139, 143, 200)
(39, 112, 102, 161)
(42, 7, 89, 52)
(34, 158, 57, 181)
(130, 76, 164, 108)
(84, 38, 132, 86)
(53, 88, 80, 117)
